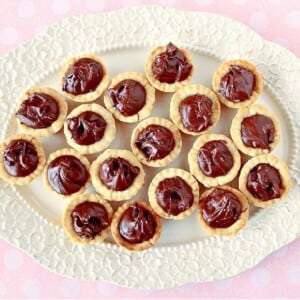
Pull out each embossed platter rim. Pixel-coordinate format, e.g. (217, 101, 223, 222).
(0, 5, 300, 290)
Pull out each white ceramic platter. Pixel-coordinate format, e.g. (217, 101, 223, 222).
(0, 5, 300, 290)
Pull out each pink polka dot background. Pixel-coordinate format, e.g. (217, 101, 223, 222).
(0, 0, 299, 298)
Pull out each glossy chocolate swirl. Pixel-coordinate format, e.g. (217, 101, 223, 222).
(135, 125, 175, 161)
(219, 65, 255, 102)
(179, 94, 213, 132)
(200, 188, 242, 228)
(152, 43, 192, 83)
(63, 58, 103, 95)
(16, 93, 59, 129)
(47, 155, 89, 195)
(108, 79, 146, 116)
(3, 139, 38, 177)
(67, 111, 107, 145)
(155, 176, 193, 216)
(198, 140, 233, 177)
(118, 203, 156, 244)
(99, 157, 140, 191)
(71, 201, 109, 239)
(246, 163, 282, 201)
(241, 114, 275, 150)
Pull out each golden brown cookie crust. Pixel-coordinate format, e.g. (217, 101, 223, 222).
(188, 133, 241, 187)
(62, 193, 113, 244)
(212, 60, 263, 109)
(111, 200, 162, 251)
(90, 149, 145, 201)
(239, 154, 292, 208)
(43, 148, 91, 199)
(230, 103, 281, 156)
(64, 103, 116, 154)
(198, 185, 249, 236)
(170, 84, 221, 136)
(15, 87, 68, 137)
(0, 134, 46, 185)
(148, 168, 199, 220)
(145, 44, 194, 92)
(131, 117, 182, 167)
(60, 53, 109, 103)
(103, 72, 155, 123)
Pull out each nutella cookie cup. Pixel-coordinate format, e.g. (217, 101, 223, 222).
(62, 193, 113, 244)
(212, 60, 263, 109)
(64, 103, 116, 154)
(170, 84, 221, 135)
(230, 104, 280, 156)
(0, 134, 46, 185)
(145, 42, 193, 92)
(131, 117, 182, 167)
(239, 154, 291, 208)
(90, 149, 145, 201)
(198, 186, 249, 236)
(188, 133, 241, 187)
(148, 168, 199, 220)
(61, 53, 109, 102)
(111, 201, 162, 251)
(43, 148, 90, 199)
(104, 72, 155, 123)
(15, 87, 68, 137)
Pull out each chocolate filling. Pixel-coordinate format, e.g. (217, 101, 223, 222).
(71, 201, 109, 239)
(99, 157, 140, 191)
(155, 176, 193, 216)
(16, 93, 59, 129)
(108, 79, 146, 116)
(200, 188, 242, 228)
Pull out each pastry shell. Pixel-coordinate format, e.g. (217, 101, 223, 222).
(188, 133, 241, 187)
(62, 193, 113, 244)
(131, 117, 182, 167)
(15, 87, 68, 137)
(148, 168, 199, 220)
(230, 103, 280, 156)
(60, 53, 109, 103)
(90, 149, 145, 201)
(198, 185, 249, 236)
(43, 148, 91, 199)
(104, 72, 155, 123)
(212, 60, 263, 109)
(239, 154, 292, 208)
(0, 134, 46, 185)
(170, 84, 221, 136)
(145, 44, 194, 92)
(64, 103, 116, 154)
(111, 200, 162, 251)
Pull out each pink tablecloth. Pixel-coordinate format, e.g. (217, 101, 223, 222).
(0, 0, 299, 298)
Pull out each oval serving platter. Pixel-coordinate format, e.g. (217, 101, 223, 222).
(0, 5, 300, 290)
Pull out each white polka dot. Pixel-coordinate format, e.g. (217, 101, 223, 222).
(250, 268, 271, 288)
(249, 12, 269, 33)
(87, 0, 105, 12)
(213, 278, 232, 290)
(23, 279, 42, 298)
(51, 0, 70, 15)
(231, 0, 248, 4)
(268, 0, 281, 3)
(122, 0, 142, 6)
(97, 282, 119, 296)
(0, 281, 6, 297)
(288, 266, 300, 284)
(59, 279, 80, 298)
(17, 0, 36, 18)
(3, 250, 23, 270)
(285, 11, 300, 28)
(0, 27, 19, 46)
(272, 245, 289, 258)
(195, 0, 213, 6)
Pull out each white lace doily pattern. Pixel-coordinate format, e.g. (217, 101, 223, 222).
(0, 6, 300, 289)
